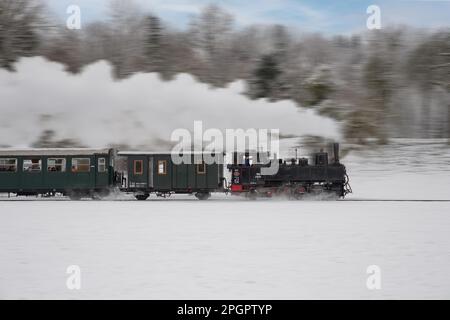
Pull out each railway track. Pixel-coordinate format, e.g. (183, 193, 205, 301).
(1, 196, 450, 202)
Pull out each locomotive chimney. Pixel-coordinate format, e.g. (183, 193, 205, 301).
(333, 143, 340, 163)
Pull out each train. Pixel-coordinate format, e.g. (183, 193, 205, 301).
(0, 143, 351, 200)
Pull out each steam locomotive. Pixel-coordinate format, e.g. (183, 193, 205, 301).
(227, 143, 351, 199)
(0, 143, 351, 200)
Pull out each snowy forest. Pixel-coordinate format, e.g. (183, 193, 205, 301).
(1, 0, 450, 144)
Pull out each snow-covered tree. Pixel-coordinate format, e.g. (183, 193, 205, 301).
(0, 0, 44, 70)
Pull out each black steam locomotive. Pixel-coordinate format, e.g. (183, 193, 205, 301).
(227, 143, 351, 199)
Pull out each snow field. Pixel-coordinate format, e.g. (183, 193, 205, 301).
(1, 200, 449, 299)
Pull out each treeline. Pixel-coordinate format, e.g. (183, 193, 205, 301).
(1, 0, 450, 143)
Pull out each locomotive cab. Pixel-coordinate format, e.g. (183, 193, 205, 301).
(314, 150, 328, 166)
(228, 151, 269, 193)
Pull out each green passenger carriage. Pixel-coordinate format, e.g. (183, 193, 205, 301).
(0, 148, 114, 199)
(117, 151, 225, 200)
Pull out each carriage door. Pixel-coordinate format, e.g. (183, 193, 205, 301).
(154, 155, 172, 190)
(129, 156, 147, 188)
(95, 155, 109, 188)
(148, 157, 154, 188)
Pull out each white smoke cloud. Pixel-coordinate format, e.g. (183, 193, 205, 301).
(0, 57, 340, 148)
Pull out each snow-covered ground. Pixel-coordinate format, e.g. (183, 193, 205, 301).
(345, 139, 450, 200)
(1, 141, 450, 299)
(1, 199, 450, 299)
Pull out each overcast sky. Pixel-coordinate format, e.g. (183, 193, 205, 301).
(44, 0, 450, 35)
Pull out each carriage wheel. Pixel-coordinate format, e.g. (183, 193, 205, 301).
(135, 194, 149, 201)
(195, 192, 211, 200)
(68, 191, 82, 201)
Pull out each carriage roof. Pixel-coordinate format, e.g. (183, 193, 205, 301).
(117, 151, 225, 156)
(0, 148, 112, 156)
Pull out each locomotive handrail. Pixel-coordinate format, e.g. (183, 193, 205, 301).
(344, 172, 353, 196)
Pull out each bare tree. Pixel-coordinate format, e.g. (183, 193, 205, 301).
(107, 0, 145, 78)
(408, 32, 450, 138)
(81, 22, 113, 65)
(143, 15, 164, 72)
(0, 0, 45, 70)
(188, 4, 234, 86)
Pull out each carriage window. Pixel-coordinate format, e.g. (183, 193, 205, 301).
(197, 163, 206, 174)
(134, 160, 143, 175)
(98, 158, 107, 173)
(72, 158, 90, 172)
(47, 158, 66, 172)
(0, 158, 17, 172)
(23, 159, 42, 172)
(158, 160, 167, 175)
